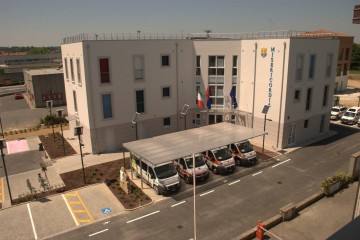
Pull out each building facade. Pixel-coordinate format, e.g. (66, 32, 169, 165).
(61, 32, 339, 154)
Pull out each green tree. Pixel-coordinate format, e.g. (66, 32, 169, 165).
(351, 43, 360, 70)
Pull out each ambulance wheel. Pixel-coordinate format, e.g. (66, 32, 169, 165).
(212, 167, 218, 175)
(184, 176, 191, 184)
(154, 186, 160, 195)
(235, 158, 241, 166)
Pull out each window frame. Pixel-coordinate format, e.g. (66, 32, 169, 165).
(64, 58, 69, 81)
(135, 89, 145, 113)
(295, 54, 304, 81)
(304, 119, 309, 129)
(99, 57, 111, 84)
(161, 54, 170, 67)
(322, 85, 329, 107)
(308, 54, 316, 80)
(163, 117, 171, 128)
(133, 55, 144, 81)
(325, 53, 333, 79)
(76, 58, 82, 86)
(70, 58, 75, 83)
(101, 93, 113, 120)
(73, 90, 78, 114)
(161, 86, 171, 99)
(294, 89, 301, 102)
(305, 87, 313, 111)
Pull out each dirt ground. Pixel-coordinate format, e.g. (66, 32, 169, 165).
(3, 125, 69, 141)
(338, 79, 360, 107)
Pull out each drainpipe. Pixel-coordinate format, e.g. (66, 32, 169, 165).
(276, 42, 287, 149)
(251, 42, 258, 128)
(175, 42, 179, 131)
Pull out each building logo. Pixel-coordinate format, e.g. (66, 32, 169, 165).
(268, 47, 275, 106)
(261, 48, 267, 58)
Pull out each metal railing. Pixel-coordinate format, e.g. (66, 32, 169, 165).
(62, 30, 338, 44)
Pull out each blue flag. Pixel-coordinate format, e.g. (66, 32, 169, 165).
(230, 88, 238, 109)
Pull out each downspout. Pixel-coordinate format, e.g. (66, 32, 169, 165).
(85, 43, 99, 154)
(175, 42, 179, 131)
(251, 42, 258, 128)
(276, 42, 287, 148)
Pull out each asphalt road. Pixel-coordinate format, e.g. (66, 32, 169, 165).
(50, 123, 359, 240)
(0, 85, 25, 95)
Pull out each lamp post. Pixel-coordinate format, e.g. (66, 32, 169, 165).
(0, 117, 4, 138)
(0, 139, 13, 204)
(132, 112, 140, 140)
(261, 105, 273, 154)
(74, 126, 86, 184)
(180, 104, 190, 130)
(46, 100, 55, 141)
(56, 109, 66, 156)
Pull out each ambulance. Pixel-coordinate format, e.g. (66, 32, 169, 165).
(174, 154, 210, 184)
(229, 140, 257, 166)
(201, 146, 236, 175)
(131, 152, 181, 195)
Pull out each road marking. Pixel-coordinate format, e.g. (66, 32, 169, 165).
(1, 178, 4, 203)
(89, 229, 108, 237)
(171, 201, 186, 207)
(272, 159, 291, 168)
(252, 171, 262, 176)
(62, 194, 79, 226)
(228, 179, 240, 185)
(200, 190, 214, 196)
(27, 204, 38, 240)
(127, 210, 160, 223)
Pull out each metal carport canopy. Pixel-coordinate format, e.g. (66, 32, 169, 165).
(123, 122, 266, 167)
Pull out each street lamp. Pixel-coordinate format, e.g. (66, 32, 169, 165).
(56, 109, 66, 156)
(46, 100, 55, 141)
(74, 126, 86, 184)
(0, 139, 13, 204)
(180, 104, 190, 130)
(132, 112, 140, 140)
(261, 105, 272, 153)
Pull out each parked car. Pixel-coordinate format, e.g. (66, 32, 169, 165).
(340, 107, 360, 125)
(14, 92, 23, 99)
(174, 154, 209, 184)
(330, 105, 347, 120)
(202, 146, 235, 175)
(229, 140, 257, 166)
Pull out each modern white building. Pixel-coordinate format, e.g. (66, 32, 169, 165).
(61, 31, 339, 154)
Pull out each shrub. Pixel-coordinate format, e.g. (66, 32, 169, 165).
(322, 171, 352, 194)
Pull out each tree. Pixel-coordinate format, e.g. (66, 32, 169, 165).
(351, 43, 360, 70)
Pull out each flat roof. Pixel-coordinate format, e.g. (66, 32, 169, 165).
(123, 122, 266, 167)
(25, 68, 63, 75)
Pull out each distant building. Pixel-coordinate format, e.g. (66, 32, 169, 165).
(23, 68, 66, 108)
(61, 31, 339, 154)
(353, 5, 360, 24)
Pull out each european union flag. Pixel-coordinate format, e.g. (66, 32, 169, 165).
(230, 88, 238, 109)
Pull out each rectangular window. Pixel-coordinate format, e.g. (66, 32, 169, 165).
(99, 58, 110, 83)
(73, 90, 78, 113)
(306, 88, 312, 111)
(326, 54, 333, 78)
(64, 58, 69, 81)
(309, 54, 316, 80)
(134, 55, 144, 80)
(161, 55, 170, 67)
(336, 64, 341, 76)
(70, 58, 74, 83)
(345, 48, 350, 60)
(195, 113, 201, 126)
(295, 54, 304, 81)
(323, 85, 329, 107)
(163, 117, 171, 127)
(208, 56, 225, 76)
(232, 56, 238, 76)
(136, 90, 145, 113)
(102, 94, 112, 119)
(162, 87, 170, 98)
(304, 119, 309, 128)
(343, 64, 348, 76)
(196, 56, 201, 76)
(294, 89, 301, 101)
(76, 59, 81, 86)
(338, 48, 344, 61)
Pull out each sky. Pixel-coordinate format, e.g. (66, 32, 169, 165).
(0, 0, 359, 47)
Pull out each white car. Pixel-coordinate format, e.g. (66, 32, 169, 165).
(341, 107, 360, 125)
(330, 106, 347, 120)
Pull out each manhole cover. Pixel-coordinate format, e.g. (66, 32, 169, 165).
(177, 225, 183, 229)
(277, 181, 282, 184)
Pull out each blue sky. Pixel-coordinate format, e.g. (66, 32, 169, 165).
(0, 0, 359, 46)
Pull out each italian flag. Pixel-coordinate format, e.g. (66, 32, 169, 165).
(197, 89, 205, 108)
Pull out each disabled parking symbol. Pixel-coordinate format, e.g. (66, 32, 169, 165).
(101, 207, 112, 214)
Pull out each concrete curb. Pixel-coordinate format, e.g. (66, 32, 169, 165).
(233, 191, 325, 240)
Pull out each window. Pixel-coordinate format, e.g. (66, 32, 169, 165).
(136, 90, 145, 113)
(208, 114, 223, 125)
(338, 48, 343, 61)
(209, 85, 224, 107)
(195, 113, 201, 126)
(323, 85, 329, 107)
(196, 56, 201, 76)
(163, 117, 171, 127)
(162, 87, 170, 98)
(343, 64, 348, 76)
(304, 119, 309, 128)
(232, 56, 238, 76)
(306, 88, 312, 111)
(208, 56, 224, 76)
(134, 55, 144, 80)
(161, 55, 170, 67)
(76, 59, 81, 86)
(70, 58, 74, 83)
(309, 54, 316, 80)
(102, 94, 112, 119)
(345, 48, 350, 60)
(64, 58, 69, 81)
(295, 54, 304, 81)
(336, 64, 341, 76)
(99, 58, 110, 84)
(325, 54, 333, 78)
(73, 90, 78, 113)
(231, 115, 236, 124)
(294, 89, 301, 101)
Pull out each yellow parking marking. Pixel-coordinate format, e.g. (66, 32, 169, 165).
(1, 178, 4, 203)
(62, 191, 93, 226)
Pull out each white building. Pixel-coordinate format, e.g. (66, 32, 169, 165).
(61, 31, 339, 154)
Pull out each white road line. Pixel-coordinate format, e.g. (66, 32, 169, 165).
(62, 194, 79, 226)
(171, 201, 186, 207)
(252, 171, 262, 176)
(27, 204, 38, 240)
(272, 159, 291, 168)
(126, 210, 160, 223)
(228, 179, 241, 185)
(89, 229, 109, 237)
(200, 190, 214, 196)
